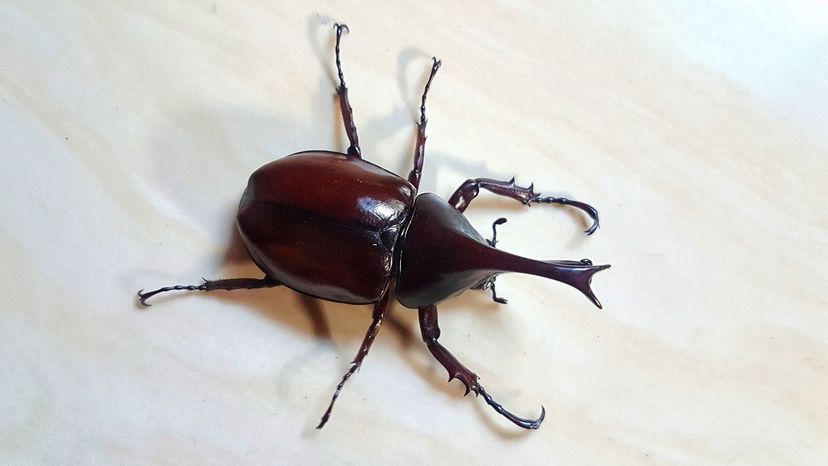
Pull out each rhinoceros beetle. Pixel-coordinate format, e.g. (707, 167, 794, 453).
(138, 24, 610, 430)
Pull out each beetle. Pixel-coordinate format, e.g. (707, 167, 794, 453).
(138, 24, 609, 430)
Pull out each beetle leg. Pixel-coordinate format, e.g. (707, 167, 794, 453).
(408, 57, 442, 190)
(448, 177, 600, 235)
(472, 276, 509, 305)
(473, 217, 509, 304)
(137, 277, 281, 306)
(489, 284, 508, 304)
(333, 23, 361, 159)
(418, 305, 545, 429)
(532, 195, 601, 235)
(486, 217, 507, 248)
(317, 290, 391, 429)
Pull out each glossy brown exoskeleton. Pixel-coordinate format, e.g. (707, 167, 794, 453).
(138, 24, 610, 430)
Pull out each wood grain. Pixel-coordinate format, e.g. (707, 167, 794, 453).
(1, 1, 825, 463)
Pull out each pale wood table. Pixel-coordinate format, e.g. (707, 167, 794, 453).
(2, 2, 825, 464)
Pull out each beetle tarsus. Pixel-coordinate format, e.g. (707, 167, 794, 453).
(419, 57, 442, 126)
(333, 23, 350, 89)
(531, 195, 600, 235)
(317, 361, 359, 429)
(490, 284, 508, 304)
(136, 277, 281, 306)
(418, 305, 543, 429)
(472, 276, 508, 305)
(137, 283, 207, 306)
(408, 57, 443, 189)
(332, 22, 361, 159)
(476, 384, 545, 430)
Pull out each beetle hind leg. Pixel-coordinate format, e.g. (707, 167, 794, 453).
(137, 277, 281, 306)
(418, 305, 545, 429)
(317, 290, 392, 429)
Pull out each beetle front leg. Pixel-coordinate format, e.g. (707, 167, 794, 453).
(407, 57, 442, 190)
(418, 305, 545, 429)
(137, 277, 282, 306)
(447, 177, 600, 235)
(317, 290, 392, 429)
(472, 217, 509, 304)
(333, 23, 361, 159)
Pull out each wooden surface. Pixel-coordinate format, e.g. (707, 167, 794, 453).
(1, 1, 826, 464)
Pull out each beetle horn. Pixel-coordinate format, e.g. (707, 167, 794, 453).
(485, 252, 610, 308)
(536, 259, 610, 308)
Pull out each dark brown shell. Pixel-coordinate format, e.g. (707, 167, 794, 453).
(237, 151, 415, 304)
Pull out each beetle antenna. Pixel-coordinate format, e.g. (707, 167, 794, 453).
(420, 57, 442, 126)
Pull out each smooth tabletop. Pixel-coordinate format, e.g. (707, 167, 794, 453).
(1, 1, 826, 464)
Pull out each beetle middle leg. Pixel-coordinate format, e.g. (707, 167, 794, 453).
(418, 304, 545, 429)
(317, 289, 392, 429)
(137, 277, 281, 306)
(407, 57, 442, 189)
(448, 177, 601, 235)
(333, 23, 361, 159)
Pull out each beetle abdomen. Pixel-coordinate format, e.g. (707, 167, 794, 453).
(237, 151, 414, 304)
